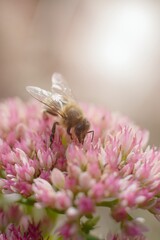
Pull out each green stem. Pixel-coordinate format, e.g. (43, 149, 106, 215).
(96, 199, 118, 208)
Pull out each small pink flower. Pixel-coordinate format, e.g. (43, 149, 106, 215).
(123, 218, 148, 237)
(102, 173, 120, 197)
(58, 222, 78, 239)
(105, 135, 122, 170)
(0, 209, 8, 230)
(107, 232, 146, 240)
(15, 163, 35, 182)
(51, 168, 65, 189)
(37, 149, 56, 170)
(67, 165, 81, 180)
(88, 182, 105, 201)
(148, 198, 160, 220)
(66, 144, 88, 168)
(66, 207, 79, 220)
(76, 196, 95, 215)
(79, 172, 95, 190)
(55, 191, 72, 210)
(65, 176, 78, 191)
(111, 206, 128, 222)
(87, 162, 102, 179)
(33, 178, 56, 207)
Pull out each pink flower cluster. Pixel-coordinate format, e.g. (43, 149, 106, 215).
(0, 222, 43, 240)
(0, 204, 44, 240)
(0, 98, 160, 239)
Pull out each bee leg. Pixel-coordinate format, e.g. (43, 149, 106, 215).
(67, 126, 73, 140)
(87, 130, 94, 142)
(50, 122, 59, 146)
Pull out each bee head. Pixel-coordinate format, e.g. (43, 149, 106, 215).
(75, 118, 90, 144)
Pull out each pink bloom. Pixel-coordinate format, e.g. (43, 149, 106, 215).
(37, 149, 56, 170)
(65, 176, 78, 191)
(15, 162, 35, 182)
(0, 209, 8, 230)
(79, 172, 95, 190)
(87, 161, 102, 179)
(54, 191, 72, 211)
(88, 182, 105, 201)
(111, 206, 128, 222)
(66, 207, 79, 220)
(76, 196, 95, 215)
(66, 144, 88, 168)
(105, 135, 122, 170)
(33, 178, 56, 207)
(0, 222, 43, 240)
(133, 148, 160, 194)
(123, 219, 148, 237)
(58, 222, 78, 240)
(107, 232, 146, 240)
(102, 173, 120, 197)
(148, 198, 160, 220)
(51, 168, 65, 189)
(3, 179, 33, 196)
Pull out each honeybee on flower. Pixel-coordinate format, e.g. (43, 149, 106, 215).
(26, 73, 93, 145)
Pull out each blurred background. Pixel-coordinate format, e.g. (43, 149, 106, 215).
(0, 0, 160, 145)
(0, 1, 160, 238)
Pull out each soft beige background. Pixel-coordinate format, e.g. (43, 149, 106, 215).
(0, 1, 160, 238)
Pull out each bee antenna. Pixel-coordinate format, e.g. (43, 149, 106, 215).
(87, 130, 94, 142)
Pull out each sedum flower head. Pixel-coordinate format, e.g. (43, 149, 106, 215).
(0, 222, 43, 240)
(0, 98, 159, 239)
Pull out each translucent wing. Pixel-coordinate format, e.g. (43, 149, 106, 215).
(51, 73, 75, 99)
(26, 86, 66, 116)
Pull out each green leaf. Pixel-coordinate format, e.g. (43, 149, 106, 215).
(0, 170, 6, 178)
(81, 216, 100, 234)
(82, 234, 100, 240)
(86, 236, 100, 240)
(45, 235, 63, 240)
(18, 196, 35, 206)
(45, 207, 59, 221)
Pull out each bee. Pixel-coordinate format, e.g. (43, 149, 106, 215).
(26, 73, 93, 145)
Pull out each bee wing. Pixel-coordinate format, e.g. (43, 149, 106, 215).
(26, 86, 66, 116)
(51, 73, 75, 100)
